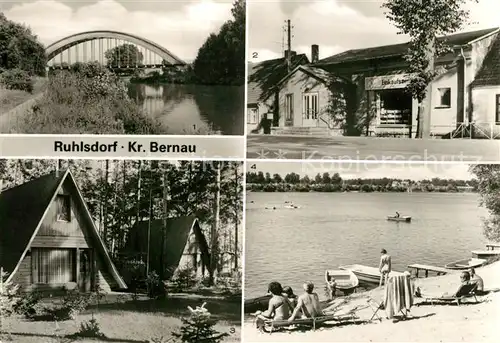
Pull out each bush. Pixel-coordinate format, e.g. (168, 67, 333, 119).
(146, 271, 167, 299)
(13, 290, 42, 318)
(172, 269, 197, 292)
(75, 317, 105, 338)
(17, 62, 162, 134)
(0, 69, 34, 93)
(47, 290, 97, 320)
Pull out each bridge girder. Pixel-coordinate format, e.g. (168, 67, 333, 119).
(45, 30, 186, 66)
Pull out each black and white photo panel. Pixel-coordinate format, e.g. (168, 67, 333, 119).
(247, 0, 500, 161)
(244, 160, 499, 342)
(0, 158, 242, 343)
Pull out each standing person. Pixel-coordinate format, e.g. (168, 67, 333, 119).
(379, 249, 392, 287)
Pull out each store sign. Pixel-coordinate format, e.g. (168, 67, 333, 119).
(365, 73, 415, 90)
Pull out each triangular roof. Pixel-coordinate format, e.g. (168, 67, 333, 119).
(0, 170, 127, 288)
(318, 27, 499, 65)
(276, 64, 350, 87)
(471, 33, 500, 87)
(248, 53, 310, 103)
(124, 216, 210, 279)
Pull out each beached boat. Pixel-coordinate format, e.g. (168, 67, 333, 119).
(324, 269, 359, 294)
(339, 264, 404, 284)
(387, 215, 412, 222)
(444, 258, 487, 270)
(244, 294, 271, 313)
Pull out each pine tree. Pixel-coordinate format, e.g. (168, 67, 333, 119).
(172, 303, 229, 343)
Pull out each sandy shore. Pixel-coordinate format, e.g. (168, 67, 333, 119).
(243, 261, 500, 342)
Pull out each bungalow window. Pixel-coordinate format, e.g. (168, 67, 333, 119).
(437, 88, 451, 108)
(285, 94, 294, 121)
(56, 194, 71, 221)
(32, 248, 76, 284)
(247, 107, 259, 124)
(302, 93, 319, 119)
(496, 94, 500, 124)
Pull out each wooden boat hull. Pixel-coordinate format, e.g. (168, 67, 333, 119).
(244, 294, 270, 313)
(324, 269, 359, 294)
(387, 216, 411, 222)
(444, 258, 487, 270)
(339, 264, 403, 284)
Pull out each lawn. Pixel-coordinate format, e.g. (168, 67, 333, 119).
(0, 77, 47, 115)
(0, 292, 241, 343)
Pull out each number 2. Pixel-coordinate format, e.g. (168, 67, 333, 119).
(252, 52, 258, 59)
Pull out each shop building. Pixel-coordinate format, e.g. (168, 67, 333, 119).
(268, 27, 500, 138)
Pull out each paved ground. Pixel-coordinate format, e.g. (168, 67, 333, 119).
(247, 135, 500, 162)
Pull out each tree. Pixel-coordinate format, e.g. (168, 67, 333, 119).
(192, 0, 245, 85)
(383, 0, 478, 138)
(0, 12, 46, 75)
(469, 164, 500, 242)
(104, 43, 144, 68)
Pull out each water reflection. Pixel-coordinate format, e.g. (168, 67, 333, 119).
(128, 83, 244, 135)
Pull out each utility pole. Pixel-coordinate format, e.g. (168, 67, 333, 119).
(286, 19, 293, 72)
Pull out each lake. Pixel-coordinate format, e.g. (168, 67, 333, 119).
(127, 83, 244, 135)
(245, 192, 489, 299)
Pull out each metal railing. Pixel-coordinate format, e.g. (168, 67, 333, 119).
(429, 122, 500, 140)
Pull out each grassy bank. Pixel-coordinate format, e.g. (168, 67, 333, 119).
(244, 261, 500, 342)
(1, 293, 241, 343)
(0, 77, 47, 115)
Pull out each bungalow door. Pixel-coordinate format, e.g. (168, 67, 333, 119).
(284, 93, 294, 126)
(78, 249, 93, 292)
(302, 93, 319, 127)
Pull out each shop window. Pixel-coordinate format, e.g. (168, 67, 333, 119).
(378, 90, 412, 125)
(302, 93, 319, 120)
(437, 88, 451, 108)
(496, 94, 500, 124)
(247, 107, 259, 124)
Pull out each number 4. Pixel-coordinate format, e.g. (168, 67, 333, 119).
(250, 164, 257, 169)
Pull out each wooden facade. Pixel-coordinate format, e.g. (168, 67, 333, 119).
(1, 170, 126, 293)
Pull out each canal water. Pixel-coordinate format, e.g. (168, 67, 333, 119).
(127, 83, 244, 135)
(245, 192, 488, 299)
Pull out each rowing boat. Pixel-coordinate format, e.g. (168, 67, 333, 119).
(339, 264, 403, 284)
(387, 215, 411, 222)
(444, 258, 487, 270)
(324, 269, 359, 294)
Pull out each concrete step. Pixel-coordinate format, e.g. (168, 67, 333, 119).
(273, 126, 331, 136)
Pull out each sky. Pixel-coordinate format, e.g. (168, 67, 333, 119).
(248, 0, 500, 62)
(0, 0, 235, 61)
(246, 161, 475, 181)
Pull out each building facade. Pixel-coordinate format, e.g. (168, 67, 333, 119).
(270, 27, 500, 138)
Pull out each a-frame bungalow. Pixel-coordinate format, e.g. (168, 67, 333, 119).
(0, 169, 127, 292)
(122, 216, 211, 281)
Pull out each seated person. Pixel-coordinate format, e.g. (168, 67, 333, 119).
(288, 282, 324, 321)
(469, 268, 486, 295)
(415, 271, 474, 298)
(255, 282, 292, 328)
(282, 286, 298, 307)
